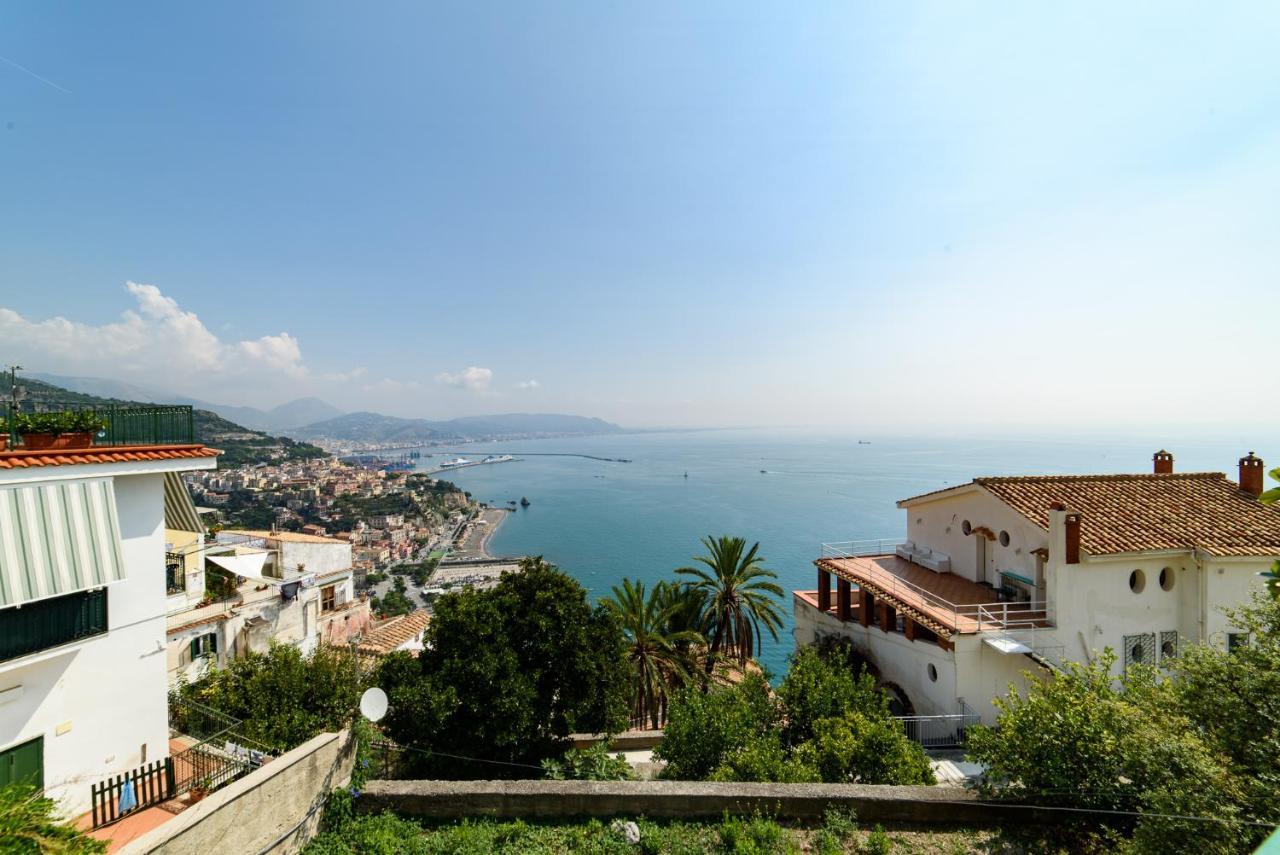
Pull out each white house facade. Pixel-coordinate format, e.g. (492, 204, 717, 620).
(0, 443, 219, 817)
(793, 451, 1280, 727)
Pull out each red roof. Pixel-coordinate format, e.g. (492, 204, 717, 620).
(0, 444, 221, 470)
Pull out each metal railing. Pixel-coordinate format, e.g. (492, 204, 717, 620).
(3, 401, 195, 447)
(895, 701, 981, 750)
(819, 542, 1049, 633)
(820, 538, 904, 559)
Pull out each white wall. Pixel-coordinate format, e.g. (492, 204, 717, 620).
(904, 489, 1046, 588)
(278, 541, 351, 577)
(0, 473, 171, 818)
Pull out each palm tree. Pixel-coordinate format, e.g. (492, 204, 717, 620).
(677, 535, 785, 669)
(601, 578, 703, 729)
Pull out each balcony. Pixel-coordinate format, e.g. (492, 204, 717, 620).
(2, 402, 196, 448)
(813, 540, 1049, 637)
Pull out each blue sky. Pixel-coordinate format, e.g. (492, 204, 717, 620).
(2, 2, 1278, 432)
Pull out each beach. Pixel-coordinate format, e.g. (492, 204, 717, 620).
(452, 506, 511, 560)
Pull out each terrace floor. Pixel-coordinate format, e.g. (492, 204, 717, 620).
(814, 554, 1048, 635)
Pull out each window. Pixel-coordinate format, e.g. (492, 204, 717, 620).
(1159, 567, 1174, 591)
(189, 632, 218, 660)
(321, 585, 336, 613)
(166, 553, 184, 596)
(0, 589, 108, 663)
(1123, 633, 1155, 668)
(927, 663, 938, 682)
(961, 520, 972, 536)
(1129, 569, 1146, 594)
(1160, 631, 1178, 661)
(998, 530, 1010, 547)
(1228, 632, 1249, 653)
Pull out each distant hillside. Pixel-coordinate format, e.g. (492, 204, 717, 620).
(295, 411, 624, 443)
(30, 373, 343, 432)
(7, 376, 326, 467)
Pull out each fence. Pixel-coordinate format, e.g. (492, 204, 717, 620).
(894, 702, 981, 750)
(2, 401, 195, 447)
(90, 757, 175, 828)
(171, 743, 252, 797)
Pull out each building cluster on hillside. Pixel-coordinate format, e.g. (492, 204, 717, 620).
(184, 455, 473, 582)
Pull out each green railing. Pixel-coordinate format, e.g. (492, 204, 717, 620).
(2, 402, 195, 447)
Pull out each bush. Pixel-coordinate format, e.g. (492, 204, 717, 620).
(171, 643, 364, 752)
(0, 784, 106, 854)
(542, 743, 636, 781)
(776, 642, 887, 746)
(804, 711, 934, 785)
(655, 672, 778, 780)
(709, 733, 820, 783)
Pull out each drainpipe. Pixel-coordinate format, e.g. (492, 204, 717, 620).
(1194, 549, 1208, 643)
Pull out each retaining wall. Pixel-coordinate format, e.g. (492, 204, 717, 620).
(359, 779, 1062, 826)
(118, 730, 355, 855)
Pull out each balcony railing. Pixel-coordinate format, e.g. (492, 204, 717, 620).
(3, 401, 195, 447)
(819, 542, 1049, 634)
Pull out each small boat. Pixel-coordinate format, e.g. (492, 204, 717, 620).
(683, 471, 688, 478)
(760, 469, 767, 474)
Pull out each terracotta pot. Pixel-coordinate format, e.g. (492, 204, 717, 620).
(0, 434, 8, 452)
(21, 432, 94, 450)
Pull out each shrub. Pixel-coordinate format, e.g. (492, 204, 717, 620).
(805, 711, 934, 785)
(655, 672, 778, 780)
(776, 642, 887, 746)
(542, 743, 636, 781)
(709, 733, 820, 783)
(0, 784, 106, 854)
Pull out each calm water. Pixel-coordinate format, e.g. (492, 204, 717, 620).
(417, 429, 1270, 677)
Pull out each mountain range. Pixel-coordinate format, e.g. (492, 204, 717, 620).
(29, 373, 623, 443)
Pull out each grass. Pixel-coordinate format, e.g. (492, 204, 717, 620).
(303, 808, 1021, 854)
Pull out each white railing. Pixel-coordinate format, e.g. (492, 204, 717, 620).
(818, 548, 1051, 633)
(895, 701, 982, 749)
(820, 538, 903, 559)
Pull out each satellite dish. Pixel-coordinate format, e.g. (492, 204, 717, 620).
(359, 687, 388, 723)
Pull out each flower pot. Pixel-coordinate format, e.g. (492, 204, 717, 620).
(21, 432, 94, 450)
(0, 434, 8, 452)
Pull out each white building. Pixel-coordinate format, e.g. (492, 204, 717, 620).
(0, 441, 218, 816)
(165, 528, 370, 685)
(794, 451, 1280, 726)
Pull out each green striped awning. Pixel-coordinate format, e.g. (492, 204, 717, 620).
(164, 472, 204, 535)
(0, 478, 126, 608)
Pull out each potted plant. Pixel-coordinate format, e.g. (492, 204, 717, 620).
(15, 411, 109, 450)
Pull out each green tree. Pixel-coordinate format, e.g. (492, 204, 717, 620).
(0, 785, 106, 854)
(601, 579, 703, 729)
(676, 536, 784, 669)
(379, 558, 628, 777)
(172, 643, 363, 752)
(776, 642, 887, 746)
(968, 652, 1243, 854)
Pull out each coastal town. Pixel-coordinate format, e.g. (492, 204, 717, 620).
(5, 4, 1280, 853)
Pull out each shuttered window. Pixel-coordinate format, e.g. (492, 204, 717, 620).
(189, 632, 218, 660)
(0, 589, 108, 663)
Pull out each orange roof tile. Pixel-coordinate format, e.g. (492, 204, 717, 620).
(974, 472, 1280, 558)
(357, 610, 431, 656)
(0, 444, 221, 470)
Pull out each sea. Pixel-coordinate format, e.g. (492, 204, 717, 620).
(414, 429, 1270, 678)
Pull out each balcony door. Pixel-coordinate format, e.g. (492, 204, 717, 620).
(975, 536, 987, 585)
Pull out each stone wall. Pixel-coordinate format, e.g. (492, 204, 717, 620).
(118, 730, 355, 855)
(359, 779, 1063, 826)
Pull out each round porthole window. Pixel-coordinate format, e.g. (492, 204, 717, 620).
(961, 520, 972, 536)
(1130, 640, 1146, 663)
(927, 663, 938, 682)
(998, 530, 1010, 547)
(1129, 569, 1146, 594)
(1159, 567, 1174, 591)
(1161, 637, 1176, 659)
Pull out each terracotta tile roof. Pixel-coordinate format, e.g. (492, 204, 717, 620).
(974, 472, 1280, 558)
(0, 444, 221, 470)
(357, 610, 431, 656)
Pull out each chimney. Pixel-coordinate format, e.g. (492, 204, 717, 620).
(1064, 512, 1081, 564)
(1240, 452, 1265, 498)
(1153, 450, 1174, 475)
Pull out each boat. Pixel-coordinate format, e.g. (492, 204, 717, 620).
(438, 457, 472, 469)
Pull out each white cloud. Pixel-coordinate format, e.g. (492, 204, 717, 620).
(516, 379, 541, 389)
(435, 366, 493, 392)
(0, 281, 365, 404)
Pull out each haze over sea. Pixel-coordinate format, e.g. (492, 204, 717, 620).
(420, 430, 1271, 677)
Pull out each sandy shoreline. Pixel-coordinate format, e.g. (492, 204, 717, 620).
(453, 506, 511, 560)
